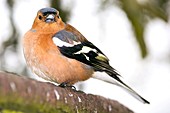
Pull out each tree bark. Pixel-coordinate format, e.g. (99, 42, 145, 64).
(0, 71, 133, 113)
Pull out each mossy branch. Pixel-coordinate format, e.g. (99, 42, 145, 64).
(0, 72, 133, 113)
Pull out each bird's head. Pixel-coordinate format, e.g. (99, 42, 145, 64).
(32, 8, 65, 31)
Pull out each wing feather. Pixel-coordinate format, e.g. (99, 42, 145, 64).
(52, 24, 120, 76)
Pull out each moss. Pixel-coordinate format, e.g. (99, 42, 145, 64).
(1, 109, 24, 113)
(0, 93, 76, 113)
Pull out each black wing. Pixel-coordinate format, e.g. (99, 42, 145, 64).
(53, 30, 119, 78)
(53, 30, 120, 76)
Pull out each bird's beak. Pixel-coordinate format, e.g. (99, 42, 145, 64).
(45, 14, 55, 23)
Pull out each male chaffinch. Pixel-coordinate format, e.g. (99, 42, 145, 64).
(23, 8, 149, 104)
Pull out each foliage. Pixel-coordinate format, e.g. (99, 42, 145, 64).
(100, 0, 169, 58)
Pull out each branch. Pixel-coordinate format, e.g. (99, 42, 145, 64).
(0, 72, 133, 113)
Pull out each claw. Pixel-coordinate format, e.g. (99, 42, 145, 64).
(59, 82, 76, 90)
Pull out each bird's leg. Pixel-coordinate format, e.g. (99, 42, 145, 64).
(58, 82, 68, 87)
(59, 82, 76, 90)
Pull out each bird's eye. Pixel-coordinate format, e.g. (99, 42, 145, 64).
(57, 15, 60, 18)
(38, 15, 42, 20)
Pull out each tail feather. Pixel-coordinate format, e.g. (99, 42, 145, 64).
(115, 76, 150, 104)
(92, 72, 150, 104)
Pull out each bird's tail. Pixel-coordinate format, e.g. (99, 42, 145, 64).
(92, 72, 150, 104)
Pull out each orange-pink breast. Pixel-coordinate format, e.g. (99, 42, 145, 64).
(23, 30, 93, 84)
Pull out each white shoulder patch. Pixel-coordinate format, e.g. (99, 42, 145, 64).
(52, 37, 81, 47)
(52, 37, 73, 47)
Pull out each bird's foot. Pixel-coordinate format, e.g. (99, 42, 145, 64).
(59, 82, 76, 90)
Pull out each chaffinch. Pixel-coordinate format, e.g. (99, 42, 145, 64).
(23, 7, 149, 104)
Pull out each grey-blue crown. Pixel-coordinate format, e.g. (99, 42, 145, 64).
(39, 8, 58, 16)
